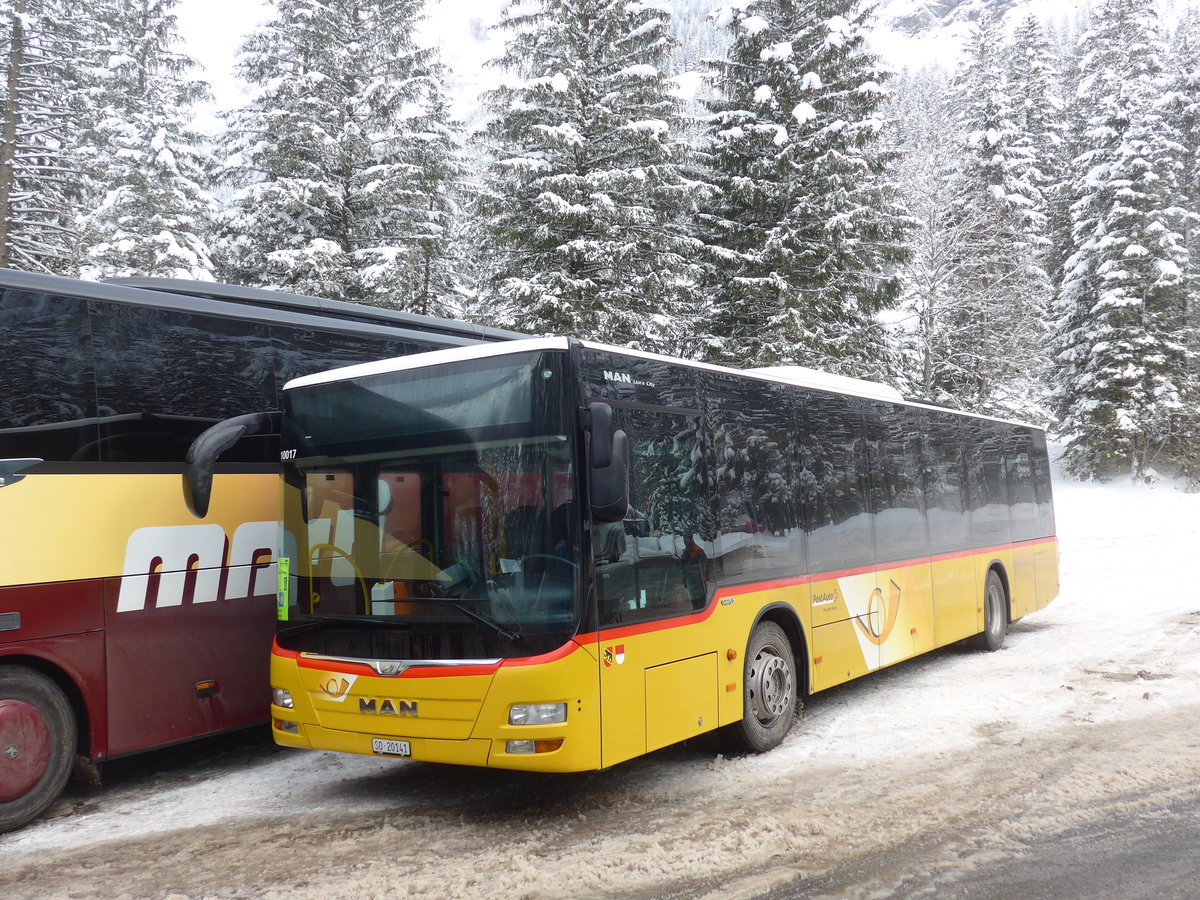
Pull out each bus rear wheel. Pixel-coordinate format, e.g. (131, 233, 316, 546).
(726, 621, 797, 753)
(0, 666, 76, 833)
(977, 570, 1008, 652)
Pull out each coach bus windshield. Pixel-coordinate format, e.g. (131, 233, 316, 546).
(278, 351, 581, 658)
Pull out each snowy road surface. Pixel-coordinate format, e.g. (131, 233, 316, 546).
(2, 472, 1198, 899)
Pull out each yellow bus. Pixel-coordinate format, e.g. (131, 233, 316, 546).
(0, 271, 515, 831)
(191, 337, 1058, 770)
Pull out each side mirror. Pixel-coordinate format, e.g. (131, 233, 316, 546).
(183, 411, 280, 518)
(587, 402, 629, 524)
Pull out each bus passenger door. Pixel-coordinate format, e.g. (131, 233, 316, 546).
(595, 522, 647, 767)
(593, 402, 716, 767)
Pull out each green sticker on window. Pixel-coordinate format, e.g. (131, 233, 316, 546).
(277, 556, 291, 621)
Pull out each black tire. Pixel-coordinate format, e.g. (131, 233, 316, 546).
(977, 570, 1008, 652)
(0, 666, 77, 833)
(726, 621, 798, 753)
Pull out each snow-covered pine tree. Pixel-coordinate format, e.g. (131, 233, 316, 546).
(355, 72, 465, 316)
(700, 0, 908, 378)
(666, 0, 726, 76)
(1164, 9, 1200, 366)
(934, 12, 1053, 417)
(220, 0, 462, 311)
(1006, 14, 1069, 289)
(886, 67, 969, 402)
(78, 0, 218, 281)
(479, 0, 707, 353)
(1051, 0, 1198, 481)
(0, 0, 94, 273)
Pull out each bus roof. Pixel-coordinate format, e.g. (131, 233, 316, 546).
(282, 337, 1042, 430)
(0, 269, 518, 349)
(106, 277, 522, 343)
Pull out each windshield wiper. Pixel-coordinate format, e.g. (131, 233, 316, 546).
(450, 601, 521, 642)
(311, 614, 413, 626)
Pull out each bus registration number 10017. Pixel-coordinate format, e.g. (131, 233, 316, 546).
(372, 738, 411, 757)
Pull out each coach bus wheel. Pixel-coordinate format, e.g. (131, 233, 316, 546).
(0, 666, 77, 833)
(727, 621, 797, 753)
(977, 570, 1008, 653)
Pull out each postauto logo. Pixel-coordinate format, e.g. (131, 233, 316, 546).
(115, 522, 278, 612)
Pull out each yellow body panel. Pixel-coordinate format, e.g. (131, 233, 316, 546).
(1, 471, 277, 588)
(645, 653, 718, 753)
(273, 539, 1060, 771)
(1033, 539, 1059, 611)
(930, 554, 978, 645)
(597, 582, 807, 767)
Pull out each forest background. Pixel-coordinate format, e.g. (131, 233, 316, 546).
(3, 0, 1199, 483)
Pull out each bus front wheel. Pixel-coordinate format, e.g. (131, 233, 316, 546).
(977, 570, 1009, 652)
(726, 621, 797, 753)
(0, 666, 77, 833)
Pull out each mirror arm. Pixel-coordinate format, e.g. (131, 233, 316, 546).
(183, 411, 281, 518)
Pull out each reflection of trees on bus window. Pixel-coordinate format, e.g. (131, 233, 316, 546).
(868, 403, 929, 565)
(921, 411, 970, 554)
(597, 407, 713, 626)
(709, 375, 797, 585)
(965, 418, 1013, 546)
(799, 393, 870, 575)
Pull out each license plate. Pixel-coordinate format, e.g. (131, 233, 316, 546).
(372, 738, 411, 757)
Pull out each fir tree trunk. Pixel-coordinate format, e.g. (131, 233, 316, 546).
(0, 0, 28, 269)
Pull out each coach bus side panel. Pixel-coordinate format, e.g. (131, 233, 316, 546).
(102, 566, 276, 756)
(0, 581, 109, 759)
(100, 482, 278, 757)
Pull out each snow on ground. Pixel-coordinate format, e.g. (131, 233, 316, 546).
(2, 456, 1199, 898)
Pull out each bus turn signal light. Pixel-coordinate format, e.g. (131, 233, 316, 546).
(506, 739, 563, 754)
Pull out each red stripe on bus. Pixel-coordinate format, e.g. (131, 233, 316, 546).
(576, 535, 1058, 645)
(500, 639, 590, 668)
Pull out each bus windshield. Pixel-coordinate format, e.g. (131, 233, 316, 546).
(279, 350, 581, 658)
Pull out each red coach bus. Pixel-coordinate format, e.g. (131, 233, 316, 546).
(0, 270, 515, 831)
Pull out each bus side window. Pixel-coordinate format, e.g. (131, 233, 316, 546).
(0, 289, 99, 462)
(1029, 430, 1055, 537)
(922, 411, 970, 555)
(1006, 428, 1040, 542)
(89, 300, 276, 463)
(869, 403, 929, 564)
(709, 377, 798, 586)
(597, 407, 711, 625)
(801, 393, 870, 575)
(965, 419, 1012, 546)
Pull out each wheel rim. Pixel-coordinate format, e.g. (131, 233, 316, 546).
(748, 644, 793, 726)
(0, 699, 53, 803)
(987, 580, 1005, 642)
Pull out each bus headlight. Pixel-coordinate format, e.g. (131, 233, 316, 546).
(508, 703, 567, 726)
(272, 687, 294, 709)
